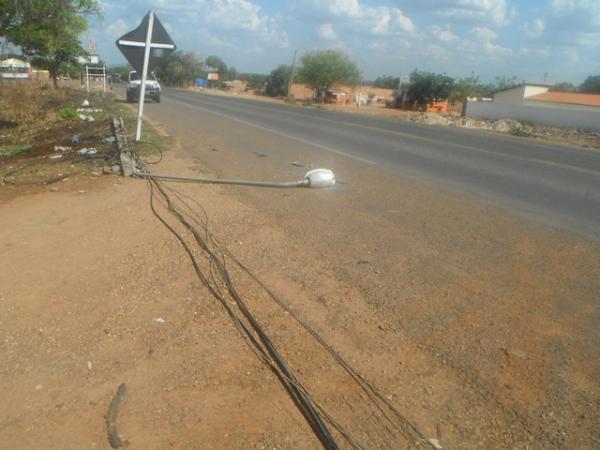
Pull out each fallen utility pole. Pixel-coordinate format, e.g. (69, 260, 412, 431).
(111, 117, 135, 176)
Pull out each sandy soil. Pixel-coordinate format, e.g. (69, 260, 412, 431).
(1, 99, 599, 449)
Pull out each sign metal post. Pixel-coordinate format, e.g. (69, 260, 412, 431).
(136, 11, 154, 142)
(115, 11, 176, 142)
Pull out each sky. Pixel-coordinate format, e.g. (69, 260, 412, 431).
(91, 0, 600, 84)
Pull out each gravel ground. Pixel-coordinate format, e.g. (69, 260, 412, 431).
(1, 101, 599, 449)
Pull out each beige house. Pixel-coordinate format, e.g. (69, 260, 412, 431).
(466, 84, 600, 131)
(289, 82, 393, 104)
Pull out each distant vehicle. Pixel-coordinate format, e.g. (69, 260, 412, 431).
(126, 70, 161, 103)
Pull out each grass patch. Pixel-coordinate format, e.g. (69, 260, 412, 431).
(58, 107, 78, 119)
(0, 144, 31, 157)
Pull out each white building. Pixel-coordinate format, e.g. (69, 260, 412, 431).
(466, 84, 600, 131)
(0, 58, 31, 80)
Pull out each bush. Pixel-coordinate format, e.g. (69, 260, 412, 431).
(58, 107, 77, 119)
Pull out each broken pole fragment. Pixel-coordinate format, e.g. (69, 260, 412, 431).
(106, 383, 127, 448)
(112, 117, 135, 176)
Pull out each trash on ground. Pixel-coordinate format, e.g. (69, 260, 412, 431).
(79, 114, 87, 121)
(77, 107, 103, 113)
(427, 438, 443, 449)
(54, 145, 72, 152)
(153, 317, 165, 324)
(78, 147, 98, 155)
(86, 115, 95, 122)
(291, 161, 305, 167)
(105, 136, 116, 144)
(71, 135, 80, 145)
(81, 99, 90, 107)
(48, 154, 63, 160)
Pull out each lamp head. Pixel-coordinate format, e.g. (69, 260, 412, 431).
(304, 168, 335, 188)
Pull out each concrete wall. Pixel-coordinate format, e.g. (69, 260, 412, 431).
(290, 83, 315, 101)
(523, 99, 600, 113)
(466, 100, 600, 131)
(523, 85, 549, 98)
(493, 86, 527, 104)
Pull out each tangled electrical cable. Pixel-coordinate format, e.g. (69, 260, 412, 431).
(136, 152, 432, 449)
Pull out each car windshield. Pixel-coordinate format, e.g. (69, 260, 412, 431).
(130, 71, 157, 81)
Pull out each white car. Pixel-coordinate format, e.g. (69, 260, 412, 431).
(126, 70, 161, 103)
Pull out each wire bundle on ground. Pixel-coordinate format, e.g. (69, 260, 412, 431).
(135, 145, 431, 449)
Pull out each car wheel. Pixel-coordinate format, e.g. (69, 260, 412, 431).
(155, 94, 161, 103)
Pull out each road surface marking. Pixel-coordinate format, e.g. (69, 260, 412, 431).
(169, 90, 600, 179)
(165, 96, 378, 167)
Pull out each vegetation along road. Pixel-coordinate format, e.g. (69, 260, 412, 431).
(164, 88, 600, 240)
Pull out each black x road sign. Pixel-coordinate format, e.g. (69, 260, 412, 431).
(115, 11, 176, 74)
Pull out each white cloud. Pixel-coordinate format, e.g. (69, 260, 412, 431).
(318, 23, 337, 39)
(547, 0, 600, 46)
(106, 19, 128, 38)
(321, 0, 415, 34)
(403, 0, 510, 26)
(470, 27, 512, 58)
(203, 0, 288, 47)
(523, 18, 545, 38)
(329, 0, 362, 18)
(431, 26, 459, 43)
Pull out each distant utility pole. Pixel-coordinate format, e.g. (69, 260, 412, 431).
(287, 49, 297, 99)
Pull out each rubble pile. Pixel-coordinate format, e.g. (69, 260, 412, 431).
(411, 113, 600, 149)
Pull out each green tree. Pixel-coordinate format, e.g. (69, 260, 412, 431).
(265, 64, 292, 97)
(225, 66, 238, 81)
(450, 73, 494, 103)
(109, 65, 130, 78)
(204, 55, 227, 75)
(0, 0, 99, 88)
(551, 82, 577, 92)
(156, 51, 202, 86)
(373, 75, 400, 89)
(239, 72, 267, 91)
(578, 75, 600, 94)
(494, 75, 521, 91)
(299, 49, 361, 102)
(407, 70, 455, 106)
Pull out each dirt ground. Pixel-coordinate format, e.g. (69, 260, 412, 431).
(1, 94, 600, 449)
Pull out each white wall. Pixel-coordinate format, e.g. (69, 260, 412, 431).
(466, 100, 600, 131)
(523, 85, 549, 98)
(493, 86, 527, 105)
(523, 100, 600, 113)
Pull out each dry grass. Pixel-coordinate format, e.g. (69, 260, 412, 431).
(0, 80, 84, 128)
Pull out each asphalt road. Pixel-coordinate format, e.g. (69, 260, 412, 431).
(161, 88, 600, 239)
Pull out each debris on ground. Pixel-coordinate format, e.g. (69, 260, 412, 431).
(78, 113, 95, 122)
(54, 145, 72, 152)
(106, 383, 127, 449)
(78, 147, 98, 155)
(411, 113, 600, 149)
(77, 108, 103, 113)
